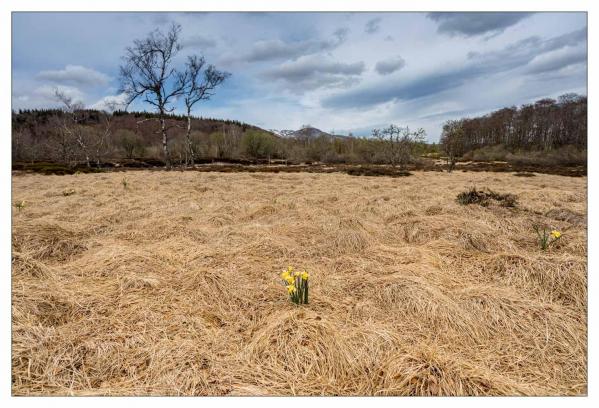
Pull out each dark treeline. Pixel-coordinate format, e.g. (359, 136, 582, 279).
(111, 110, 253, 128)
(440, 93, 586, 167)
(14, 108, 255, 130)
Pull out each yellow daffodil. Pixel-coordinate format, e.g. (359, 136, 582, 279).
(551, 230, 562, 239)
(280, 266, 309, 304)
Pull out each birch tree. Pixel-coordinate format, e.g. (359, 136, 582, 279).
(183, 56, 230, 166)
(93, 101, 120, 166)
(119, 23, 189, 169)
(54, 90, 91, 167)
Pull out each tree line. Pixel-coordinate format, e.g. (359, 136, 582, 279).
(440, 93, 586, 170)
(12, 108, 436, 166)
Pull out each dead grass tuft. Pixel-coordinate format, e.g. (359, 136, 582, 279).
(245, 310, 353, 378)
(12, 252, 55, 278)
(374, 275, 476, 334)
(457, 187, 517, 208)
(120, 275, 161, 290)
(12, 222, 87, 262)
(330, 216, 371, 253)
(545, 208, 586, 226)
(377, 345, 518, 396)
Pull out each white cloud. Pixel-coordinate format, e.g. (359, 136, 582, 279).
(36, 65, 110, 87)
(34, 84, 85, 102)
(90, 93, 129, 111)
(12, 84, 85, 110)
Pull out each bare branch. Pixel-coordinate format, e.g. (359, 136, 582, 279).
(183, 56, 230, 112)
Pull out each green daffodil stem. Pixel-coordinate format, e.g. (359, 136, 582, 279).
(304, 280, 308, 304)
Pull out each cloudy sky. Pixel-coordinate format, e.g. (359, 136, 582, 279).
(12, 12, 587, 140)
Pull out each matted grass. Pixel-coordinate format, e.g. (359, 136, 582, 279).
(11, 170, 587, 395)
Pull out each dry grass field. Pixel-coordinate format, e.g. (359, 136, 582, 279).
(11, 170, 587, 396)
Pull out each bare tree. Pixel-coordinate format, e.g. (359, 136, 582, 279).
(440, 120, 465, 172)
(54, 90, 91, 167)
(119, 23, 189, 169)
(47, 119, 75, 165)
(372, 125, 426, 169)
(12, 129, 24, 161)
(183, 56, 230, 166)
(93, 110, 113, 166)
(213, 124, 239, 159)
(92, 101, 121, 166)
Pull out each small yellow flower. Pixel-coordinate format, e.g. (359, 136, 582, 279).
(280, 271, 290, 280)
(301, 271, 309, 280)
(551, 230, 562, 239)
(286, 284, 296, 294)
(285, 276, 295, 285)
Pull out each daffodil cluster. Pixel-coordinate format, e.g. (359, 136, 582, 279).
(534, 225, 563, 250)
(280, 266, 309, 304)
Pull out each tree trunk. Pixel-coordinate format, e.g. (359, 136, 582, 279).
(160, 116, 171, 169)
(61, 134, 69, 166)
(447, 155, 455, 173)
(186, 113, 195, 167)
(14, 131, 21, 161)
(77, 138, 91, 167)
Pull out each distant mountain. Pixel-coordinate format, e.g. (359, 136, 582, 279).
(272, 126, 350, 140)
(270, 129, 296, 138)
